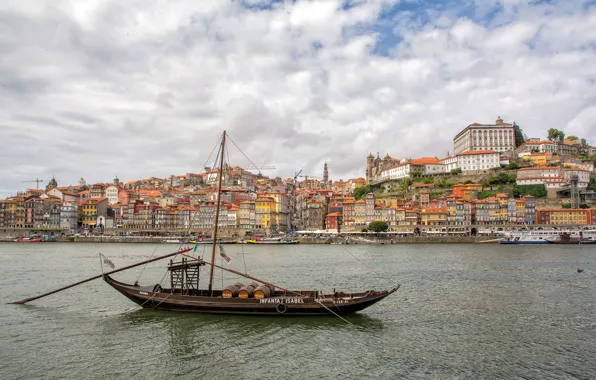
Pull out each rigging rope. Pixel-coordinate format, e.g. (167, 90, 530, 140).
(342, 246, 385, 278)
(134, 244, 161, 284)
(226, 135, 263, 177)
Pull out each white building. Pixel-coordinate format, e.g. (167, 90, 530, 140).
(379, 157, 445, 180)
(105, 185, 120, 205)
(453, 117, 516, 155)
(380, 163, 412, 181)
(523, 139, 558, 153)
(440, 156, 458, 172)
(456, 150, 500, 172)
(46, 188, 77, 202)
(516, 167, 567, 188)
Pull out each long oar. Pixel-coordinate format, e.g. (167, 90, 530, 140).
(9, 247, 194, 305)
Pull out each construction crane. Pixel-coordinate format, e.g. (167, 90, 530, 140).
(22, 178, 45, 189)
(293, 169, 302, 182)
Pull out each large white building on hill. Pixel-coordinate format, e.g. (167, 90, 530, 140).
(453, 117, 516, 156)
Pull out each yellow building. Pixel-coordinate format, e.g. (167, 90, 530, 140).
(536, 209, 588, 225)
(265, 192, 288, 231)
(255, 196, 275, 230)
(523, 152, 552, 166)
(420, 208, 448, 225)
(80, 198, 108, 226)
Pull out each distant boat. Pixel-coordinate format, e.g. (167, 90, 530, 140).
(13, 235, 43, 243)
(189, 238, 237, 244)
(246, 237, 299, 244)
(547, 231, 596, 244)
(500, 229, 592, 244)
(163, 239, 181, 244)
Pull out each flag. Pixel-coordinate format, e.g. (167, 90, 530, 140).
(219, 245, 231, 264)
(100, 253, 115, 269)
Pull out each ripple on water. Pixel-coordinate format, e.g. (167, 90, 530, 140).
(1, 243, 596, 379)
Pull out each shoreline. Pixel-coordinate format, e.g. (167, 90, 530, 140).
(0, 236, 499, 244)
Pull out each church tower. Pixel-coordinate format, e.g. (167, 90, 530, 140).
(46, 176, 58, 191)
(323, 162, 329, 184)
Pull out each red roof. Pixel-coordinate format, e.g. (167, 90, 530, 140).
(411, 157, 441, 165)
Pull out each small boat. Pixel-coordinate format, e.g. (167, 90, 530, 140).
(246, 237, 299, 244)
(13, 235, 43, 243)
(163, 239, 181, 244)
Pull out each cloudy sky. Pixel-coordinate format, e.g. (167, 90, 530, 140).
(1, 0, 596, 197)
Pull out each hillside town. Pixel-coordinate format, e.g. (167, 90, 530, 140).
(2, 117, 596, 237)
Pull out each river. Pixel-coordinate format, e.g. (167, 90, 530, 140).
(1, 243, 595, 379)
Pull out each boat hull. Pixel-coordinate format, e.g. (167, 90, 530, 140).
(547, 239, 596, 244)
(104, 275, 397, 316)
(499, 240, 550, 244)
(13, 238, 43, 243)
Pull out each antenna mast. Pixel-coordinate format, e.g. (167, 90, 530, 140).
(208, 131, 226, 294)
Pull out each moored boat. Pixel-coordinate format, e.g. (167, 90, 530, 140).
(102, 131, 396, 316)
(246, 237, 299, 244)
(500, 229, 577, 244)
(13, 235, 43, 243)
(546, 231, 596, 244)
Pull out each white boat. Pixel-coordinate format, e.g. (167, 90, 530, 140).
(163, 239, 181, 244)
(500, 229, 583, 244)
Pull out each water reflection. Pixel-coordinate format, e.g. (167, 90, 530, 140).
(121, 308, 385, 331)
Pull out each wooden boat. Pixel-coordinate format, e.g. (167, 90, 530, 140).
(10, 131, 398, 317)
(102, 131, 398, 316)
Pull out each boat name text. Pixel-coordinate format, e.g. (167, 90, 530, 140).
(259, 298, 304, 304)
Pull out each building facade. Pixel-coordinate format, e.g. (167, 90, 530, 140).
(453, 117, 516, 155)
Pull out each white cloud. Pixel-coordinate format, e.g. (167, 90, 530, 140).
(1, 0, 596, 197)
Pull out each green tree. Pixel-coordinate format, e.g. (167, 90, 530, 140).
(547, 128, 565, 141)
(514, 123, 526, 147)
(367, 220, 389, 232)
(410, 170, 423, 178)
(513, 184, 547, 198)
(508, 162, 520, 170)
(588, 178, 596, 192)
(463, 179, 474, 184)
(353, 185, 372, 200)
(450, 168, 462, 175)
(567, 135, 578, 141)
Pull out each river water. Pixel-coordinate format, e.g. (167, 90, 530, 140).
(1, 243, 595, 379)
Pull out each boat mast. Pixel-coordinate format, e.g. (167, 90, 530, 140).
(208, 130, 226, 294)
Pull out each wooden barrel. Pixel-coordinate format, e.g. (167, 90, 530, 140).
(254, 285, 273, 299)
(238, 282, 259, 299)
(222, 282, 244, 298)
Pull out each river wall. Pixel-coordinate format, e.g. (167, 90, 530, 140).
(0, 235, 497, 244)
